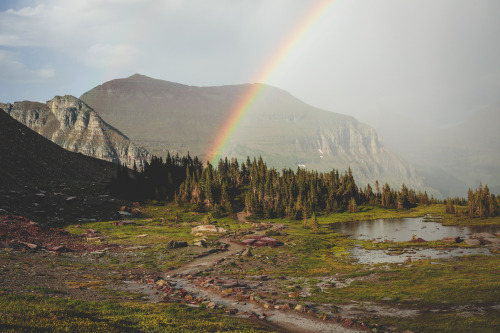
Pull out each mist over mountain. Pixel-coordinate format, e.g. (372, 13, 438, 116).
(359, 106, 500, 197)
(80, 74, 436, 195)
(1, 96, 150, 169)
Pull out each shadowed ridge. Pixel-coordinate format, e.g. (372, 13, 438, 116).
(0, 108, 114, 192)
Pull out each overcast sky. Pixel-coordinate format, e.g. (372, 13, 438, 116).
(1, 0, 499, 128)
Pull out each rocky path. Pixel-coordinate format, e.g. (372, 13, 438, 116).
(141, 233, 362, 333)
(168, 237, 246, 276)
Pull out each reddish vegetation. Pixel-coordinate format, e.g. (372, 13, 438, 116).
(409, 237, 427, 243)
(0, 215, 112, 253)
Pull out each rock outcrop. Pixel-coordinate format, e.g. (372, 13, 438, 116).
(1, 95, 149, 169)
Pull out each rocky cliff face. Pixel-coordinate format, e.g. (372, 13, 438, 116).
(1, 96, 149, 169)
(80, 74, 436, 194)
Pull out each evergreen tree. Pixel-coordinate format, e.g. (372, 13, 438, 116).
(311, 212, 319, 236)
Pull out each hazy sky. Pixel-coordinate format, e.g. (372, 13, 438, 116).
(1, 0, 499, 128)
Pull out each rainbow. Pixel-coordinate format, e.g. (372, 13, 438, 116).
(208, 0, 336, 165)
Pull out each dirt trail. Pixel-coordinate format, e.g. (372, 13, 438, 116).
(169, 237, 246, 276)
(161, 232, 360, 332)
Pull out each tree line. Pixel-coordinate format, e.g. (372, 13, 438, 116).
(110, 153, 442, 219)
(446, 183, 500, 218)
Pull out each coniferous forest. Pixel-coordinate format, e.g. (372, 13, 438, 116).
(110, 153, 444, 219)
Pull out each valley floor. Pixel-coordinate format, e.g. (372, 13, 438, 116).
(0, 204, 499, 332)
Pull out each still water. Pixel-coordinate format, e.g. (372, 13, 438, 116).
(329, 217, 500, 264)
(329, 217, 500, 242)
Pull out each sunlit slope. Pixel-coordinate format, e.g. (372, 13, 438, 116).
(81, 74, 434, 193)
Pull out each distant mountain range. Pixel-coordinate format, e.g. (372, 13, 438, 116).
(1, 96, 149, 169)
(80, 74, 435, 195)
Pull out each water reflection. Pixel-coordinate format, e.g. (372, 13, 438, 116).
(329, 217, 500, 263)
(350, 246, 491, 264)
(330, 217, 500, 242)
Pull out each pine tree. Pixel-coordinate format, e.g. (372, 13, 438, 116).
(311, 212, 319, 236)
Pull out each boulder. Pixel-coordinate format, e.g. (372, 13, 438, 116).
(294, 304, 306, 312)
(167, 240, 188, 249)
(471, 233, 499, 245)
(191, 225, 227, 233)
(48, 245, 71, 253)
(464, 239, 480, 246)
(241, 238, 257, 245)
(193, 239, 207, 247)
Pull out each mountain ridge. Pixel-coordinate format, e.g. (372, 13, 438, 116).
(1, 95, 150, 169)
(80, 74, 437, 195)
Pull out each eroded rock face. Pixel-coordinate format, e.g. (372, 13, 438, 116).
(80, 74, 435, 195)
(1, 96, 149, 169)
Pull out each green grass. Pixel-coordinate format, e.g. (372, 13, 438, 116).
(377, 310, 500, 333)
(0, 294, 274, 332)
(6, 202, 499, 333)
(313, 255, 500, 306)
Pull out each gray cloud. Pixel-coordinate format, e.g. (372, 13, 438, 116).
(0, 0, 498, 129)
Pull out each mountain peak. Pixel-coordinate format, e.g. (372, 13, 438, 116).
(79, 75, 435, 194)
(128, 73, 151, 80)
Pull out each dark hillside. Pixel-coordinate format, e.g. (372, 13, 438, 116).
(0, 108, 120, 224)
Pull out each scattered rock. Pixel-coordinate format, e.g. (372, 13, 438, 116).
(48, 245, 71, 253)
(222, 288, 233, 295)
(294, 304, 305, 312)
(86, 228, 98, 237)
(241, 248, 253, 257)
(225, 308, 238, 315)
(118, 211, 132, 217)
(193, 239, 207, 247)
(18, 241, 39, 250)
(342, 318, 354, 327)
(125, 245, 149, 250)
(113, 220, 136, 226)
